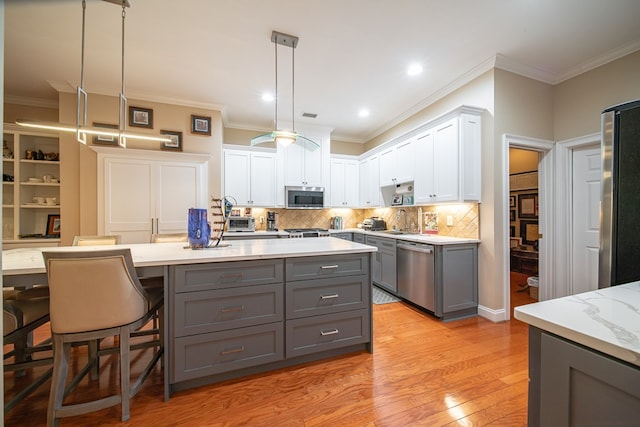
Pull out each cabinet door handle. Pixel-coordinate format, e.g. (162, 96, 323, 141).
(220, 305, 245, 313)
(320, 329, 339, 336)
(320, 294, 339, 300)
(220, 346, 245, 355)
(321, 265, 339, 270)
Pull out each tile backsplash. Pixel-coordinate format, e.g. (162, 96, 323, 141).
(239, 204, 479, 239)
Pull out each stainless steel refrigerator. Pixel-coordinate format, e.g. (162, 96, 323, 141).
(599, 99, 640, 287)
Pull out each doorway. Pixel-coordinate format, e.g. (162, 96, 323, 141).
(502, 135, 554, 321)
(508, 148, 540, 316)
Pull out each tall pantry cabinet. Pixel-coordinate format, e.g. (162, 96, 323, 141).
(96, 148, 209, 244)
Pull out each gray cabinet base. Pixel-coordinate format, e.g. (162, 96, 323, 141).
(169, 343, 371, 395)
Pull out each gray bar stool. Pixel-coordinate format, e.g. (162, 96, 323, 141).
(42, 248, 163, 426)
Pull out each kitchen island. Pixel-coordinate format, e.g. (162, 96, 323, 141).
(3, 238, 376, 400)
(514, 282, 640, 426)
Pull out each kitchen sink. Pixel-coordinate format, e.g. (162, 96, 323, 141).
(380, 230, 411, 235)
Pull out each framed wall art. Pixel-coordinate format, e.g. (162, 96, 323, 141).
(509, 195, 516, 208)
(46, 214, 61, 237)
(129, 106, 153, 128)
(519, 220, 539, 245)
(518, 193, 538, 218)
(191, 115, 211, 136)
(160, 130, 183, 151)
(92, 122, 118, 145)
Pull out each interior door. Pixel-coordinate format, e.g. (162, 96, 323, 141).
(571, 146, 601, 294)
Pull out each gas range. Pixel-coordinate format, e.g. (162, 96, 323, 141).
(284, 228, 331, 238)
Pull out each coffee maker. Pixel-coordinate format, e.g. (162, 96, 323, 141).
(266, 211, 278, 231)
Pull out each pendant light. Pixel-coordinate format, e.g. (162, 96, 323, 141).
(250, 31, 319, 151)
(16, 0, 171, 147)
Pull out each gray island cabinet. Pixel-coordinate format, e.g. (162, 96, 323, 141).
(515, 282, 640, 426)
(169, 252, 372, 395)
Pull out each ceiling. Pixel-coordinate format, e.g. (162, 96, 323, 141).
(5, 0, 640, 143)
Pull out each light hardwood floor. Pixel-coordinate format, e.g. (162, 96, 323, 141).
(5, 299, 531, 426)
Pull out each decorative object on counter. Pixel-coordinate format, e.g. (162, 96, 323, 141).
(250, 31, 319, 150)
(191, 115, 211, 136)
(331, 216, 343, 230)
(46, 214, 60, 237)
(424, 212, 438, 234)
(3, 173, 14, 182)
(160, 130, 183, 151)
(14, 0, 172, 148)
(92, 122, 118, 145)
(205, 195, 235, 247)
(187, 208, 210, 249)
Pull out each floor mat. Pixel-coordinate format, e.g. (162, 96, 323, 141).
(372, 285, 401, 304)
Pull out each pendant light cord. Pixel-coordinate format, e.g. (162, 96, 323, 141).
(292, 45, 295, 133)
(80, 0, 86, 90)
(274, 40, 278, 131)
(121, 2, 126, 98)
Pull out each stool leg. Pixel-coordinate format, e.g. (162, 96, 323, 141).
(48, 334, 70, 427)
(120, 326, 131, 422)
(89, 339, 99, 380)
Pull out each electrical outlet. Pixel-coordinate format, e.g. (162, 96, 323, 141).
(260, 217, 264, 224)
(446, 215, 453, 226)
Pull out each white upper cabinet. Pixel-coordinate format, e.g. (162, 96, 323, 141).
(414, 110, 482, 204)
(359, 154, 380, 207)
(97, 149, 209, 244)
(223, 148, 276, 207)
(330, 157, 359, 207)
(379, 139, 414, 186)
(275, 126, 331, 206)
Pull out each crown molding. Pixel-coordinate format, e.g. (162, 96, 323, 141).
(3, 94, 58, 109)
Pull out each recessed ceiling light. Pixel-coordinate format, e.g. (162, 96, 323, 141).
(358, 109, 370, 118)
(407, 63, 423, 76)
(261, 93, 274, 102)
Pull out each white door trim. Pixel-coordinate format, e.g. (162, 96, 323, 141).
(554, 132, 600, 298)
(503, 134, 554, 319)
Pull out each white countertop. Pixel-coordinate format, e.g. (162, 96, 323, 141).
(514, 282, 640, 367)
(329, 228, 480, 245)
(2, 238, 376, 276)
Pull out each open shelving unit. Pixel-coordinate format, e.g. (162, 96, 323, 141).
(3, 126, 61, 248)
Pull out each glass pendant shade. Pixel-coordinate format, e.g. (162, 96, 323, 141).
(251, 31, 319, 151)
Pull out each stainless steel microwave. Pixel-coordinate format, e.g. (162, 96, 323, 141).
(227, 216, 255, 232)
(285, 186, 325, 209)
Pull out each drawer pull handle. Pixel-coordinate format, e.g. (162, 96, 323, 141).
(321, 265, 339, 270)
(220, 346, 245, 355)
(320, 294, 339, 300)
(320, 329, 339, 336)
(220, 305, 245, 313)
(221, 273, 243, 281)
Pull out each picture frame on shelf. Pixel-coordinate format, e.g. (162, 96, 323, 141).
(519, 220, 539, 245)
(129, 106, 153, 128)
(46, 214, 61, 238)
(518, 193, 538, 218)
(191, 115, 211, 136)
(160, 130, 183, 151)
(92, 122, 118, 145)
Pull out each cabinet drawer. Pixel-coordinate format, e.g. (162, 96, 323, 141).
(172, 322, 283, 383)
(285, 309, 370, 358)
(174, 283, 283, 337)
(285, 253, 369, 281)
(172, 259, 284, 293)
(286, 275, 369, 319)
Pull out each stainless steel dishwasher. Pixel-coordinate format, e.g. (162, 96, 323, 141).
(397, 241, 435, 312)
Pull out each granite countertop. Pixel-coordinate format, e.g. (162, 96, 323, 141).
(514, 282, 640, 367)
(2, 238, 376, 276)
(328, 228, 480, 245)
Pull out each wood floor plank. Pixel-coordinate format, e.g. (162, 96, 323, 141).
(5, 295, 532, 426)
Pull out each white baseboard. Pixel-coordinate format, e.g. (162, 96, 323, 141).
(477, 305, 508, 322)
